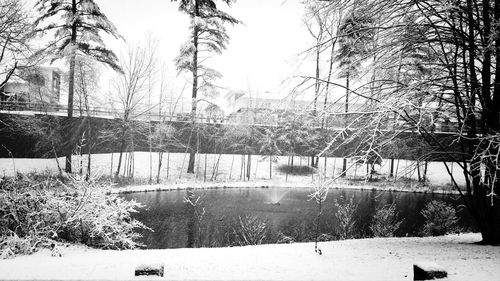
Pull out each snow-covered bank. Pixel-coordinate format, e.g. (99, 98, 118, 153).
(0, 233, 498, 280)
(0, 152, 467, 187)
(111, 179, 459, 195)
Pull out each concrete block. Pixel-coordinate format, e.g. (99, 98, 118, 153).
(135, 263, 164, 277)
(414, 262, 447, 280)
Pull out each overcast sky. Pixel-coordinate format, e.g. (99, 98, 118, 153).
(103, 0, 314, 96)
(22, 0, 331, 111)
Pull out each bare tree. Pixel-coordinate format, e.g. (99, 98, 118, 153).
(311, 0, 500, 244)
(109, 40, 157, 181)
(0, 0, 32, 89)
(74, 57, 100, 180)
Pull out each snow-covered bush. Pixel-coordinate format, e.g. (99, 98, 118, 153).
(421, 200, 458, 236)
(0, 175, 148, 257)
(276, 232, 295, 244)
(334, 196, 359, 240)
(0, 233, 40, 259)
(369, 203, 403, 237)
(232, 215, 269, 246)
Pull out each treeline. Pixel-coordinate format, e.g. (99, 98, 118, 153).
(0, 113, 462, 161)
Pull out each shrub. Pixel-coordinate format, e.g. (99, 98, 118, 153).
(0, 175, 148, 257)
(276, 232, 294, 244)
(334, 196, 358, 240)
(370, 203, 403, 237)
(0, 234, 41, 259)
(277, 165, 315, 175)
(232, 215, 269, 246)
(421, 200, 458, 236)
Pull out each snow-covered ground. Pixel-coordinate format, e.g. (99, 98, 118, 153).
(0, 152, 466, 188)
(0, 233, 498, 280)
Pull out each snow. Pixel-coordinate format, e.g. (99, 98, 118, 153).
(414, 261, 446, 272)
(0, 152, 466, 192)
(0, 233, 498, 280)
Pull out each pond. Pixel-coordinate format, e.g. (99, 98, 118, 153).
(121, 187, 475, 249)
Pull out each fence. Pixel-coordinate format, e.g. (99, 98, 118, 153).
(0, 100, 459, 132)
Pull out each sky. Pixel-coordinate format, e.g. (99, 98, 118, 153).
(23, 0, 323, 110)
(97, 0, 313, 97)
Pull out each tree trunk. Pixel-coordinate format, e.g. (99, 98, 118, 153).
(323, 24, 337, 128)
(229, 154, 235, 180)
(332, 157, 336, 177)
(115, 124, 127, 180)
(65, 0, 78, 174)
(269, 156, 272, 179)
(311, 156, 319, 168)
(149, 126, 153, 184)
(86, 118, 92, 181)
(394, 158, 400, 181)
(110, 152, 113, 179)
(417, 161, 422, 182)
(195, 135, 201, 179)
(187, 151, 196, 174)
(475, 0, 500, 244)
(246, 154, 251, 181)
(286, 156, 290, 182)
(450, 162, 454, 186)
(157, 152, 163, 184)
(423, 161, 428, 183)
(187, 0, 200, 174)
(122, 151, 128, 178)
(240, 154, 245, 180)
(341, 158, 347, 177)
(212, 153, 222, 181)
(324, 157, 327, 178)
(166, 152, 170, 180)
(204, 153, 207, 182)
(315, 198, 322, 253)
(341, 74, 350, 177)
(254, 156, 259, 179)
(116, 147, 124, 180)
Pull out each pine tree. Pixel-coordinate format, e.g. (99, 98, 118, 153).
(335, 5, 374, 177)
(174, 0, 238, 173)
(33, 0, 122, 173)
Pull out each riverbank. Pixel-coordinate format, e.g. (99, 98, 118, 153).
(1, 152, 467, 187)
(0, 153, 464, 195)
(0, 233, 497, 280)
(111, 177, 460, 195)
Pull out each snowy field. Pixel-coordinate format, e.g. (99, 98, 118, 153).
(0, 152, 466, 188)
(0, 233, 498, 280)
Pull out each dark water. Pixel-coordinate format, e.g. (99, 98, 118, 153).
(121, 187, 475, 249)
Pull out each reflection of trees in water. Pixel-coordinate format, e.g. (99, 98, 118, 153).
(124, 188, 475, 248)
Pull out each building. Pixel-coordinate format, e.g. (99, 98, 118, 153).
(224, 90, 368, 126)
(0, 66, 63, 107)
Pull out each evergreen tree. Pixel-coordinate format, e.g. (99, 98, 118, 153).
(335, 5, 374, 176)
(174, 0, 238, 173)
(33, 0, 122, 173)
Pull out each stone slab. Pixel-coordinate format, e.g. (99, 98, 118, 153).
(414, 262, 447, 280)
(135, 263, 164, 277)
